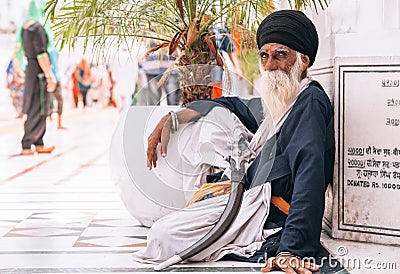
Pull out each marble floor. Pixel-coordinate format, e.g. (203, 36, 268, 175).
(0, 106, 397, 274)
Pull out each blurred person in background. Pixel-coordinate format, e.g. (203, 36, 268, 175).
(75, 58, 93, 109)
(132, 63, 148, 106)
(106, 64, 117, 108)
(210, 25, 243, 98)
(15, 0, 56, 155)
(48, 48, 66, 129)
(70, 65, 80, 108)
(139, 40, 181, 106)
(89, 64, 113, 107)
(5, 56, 25, 118)
(110, 47, 138, 112)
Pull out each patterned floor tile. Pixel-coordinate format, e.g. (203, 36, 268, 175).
(74, 236, 146, 248)
(0, 212, 31, 220)
(80, 226, 149, 237)
(90, 218, 142, 227)
(0, 220, 19, 228)
(30, 212, 96, 220)
(5, 227, 83, 237)
(0, 236, 80, 251)
(94, 211, 134, 219)
(15, 219, 90, 228)
(0, 227, 12, 237)
(86, 220, 149, 233)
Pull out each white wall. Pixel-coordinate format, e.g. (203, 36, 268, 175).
(0, 0, 31, 32)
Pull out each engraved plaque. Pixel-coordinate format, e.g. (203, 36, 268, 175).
(337, 63, 400, 241)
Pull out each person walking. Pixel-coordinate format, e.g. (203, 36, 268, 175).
(75, 58, 93, 109)
(210, 26, 243, 98)
(16, 0, 56, 155)
(110, 47, 138, 111)
(139, 40, 180, 105)
(70, 66, 80, 108)
(49, 48, 66, 129)
(5, 58, 24, 118)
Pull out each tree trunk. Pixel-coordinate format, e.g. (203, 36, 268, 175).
(177, 39, 218, 106)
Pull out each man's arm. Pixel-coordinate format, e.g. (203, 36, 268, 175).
(147, 96, 263, 169)
(187, 97, 263, 133)
(146, 108, 201, 169)
(261, 88, 333, 274)
(227, 51, 243, 80)
(278, 88, 333, 258)
(37, 53, 56, 92)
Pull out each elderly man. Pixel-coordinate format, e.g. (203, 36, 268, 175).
(138, 10, 334, 274)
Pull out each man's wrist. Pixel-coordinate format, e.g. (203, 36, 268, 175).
(169, 110, 179, 133)
(45, 73, 54, 80)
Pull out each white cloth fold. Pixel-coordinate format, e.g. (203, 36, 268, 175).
(155, 106, 249, 198)
(133, 184, 271, 264)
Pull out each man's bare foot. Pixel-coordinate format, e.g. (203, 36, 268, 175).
(20, 149, 35, 156)
(35, 145, 55, 154)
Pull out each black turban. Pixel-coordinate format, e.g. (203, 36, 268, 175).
(256, 10, 319, 67)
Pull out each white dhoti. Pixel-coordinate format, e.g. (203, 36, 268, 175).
(133, 183, 271, 264)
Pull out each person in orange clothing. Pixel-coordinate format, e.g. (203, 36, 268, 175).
(75, 58, 93, 108)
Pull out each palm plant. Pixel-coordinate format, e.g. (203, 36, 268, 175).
(46, 0, 327, 105)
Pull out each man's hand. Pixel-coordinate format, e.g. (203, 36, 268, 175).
(147, 114, 171, 169)
(46, 75, 57, 92)
(146, 108, 201, 170)
(261, 254, 319, 274)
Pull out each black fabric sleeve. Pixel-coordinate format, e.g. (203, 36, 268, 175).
(186, 97, 263, 134)
(277, 86, 333, 258)
(28, 24, 47, 56)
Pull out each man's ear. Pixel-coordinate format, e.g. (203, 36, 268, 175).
(301, 54, 310, 69)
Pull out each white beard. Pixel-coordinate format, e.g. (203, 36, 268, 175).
(259, 53, 304, 121)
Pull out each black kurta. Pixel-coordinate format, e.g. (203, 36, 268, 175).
(187, 81, 334, 259)
(21, 22, 49, 149)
